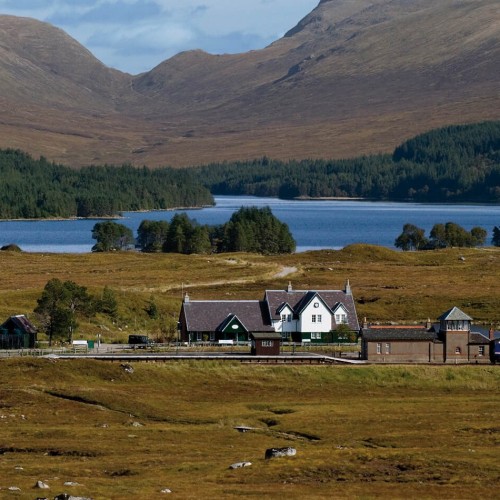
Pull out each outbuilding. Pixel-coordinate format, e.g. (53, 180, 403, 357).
(250, 332, 282, 356)
(0, 315, 37, 349)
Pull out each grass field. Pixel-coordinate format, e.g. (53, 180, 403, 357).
(0, 359, 498, 499)
(0, 244, 499, 344)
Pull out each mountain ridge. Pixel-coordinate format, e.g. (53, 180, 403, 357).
(0, 0, 498, 167)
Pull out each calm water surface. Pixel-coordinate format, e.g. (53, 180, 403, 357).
(0, 196, 499, 253)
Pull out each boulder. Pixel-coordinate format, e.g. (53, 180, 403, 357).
(265, 447, 297, 459)
(34, 480, 50, 489)
(229, 462, 252, 469)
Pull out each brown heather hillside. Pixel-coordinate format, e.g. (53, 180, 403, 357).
(0, 0, 499, 167)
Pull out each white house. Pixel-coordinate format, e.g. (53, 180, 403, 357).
(179, 281, 359, 345)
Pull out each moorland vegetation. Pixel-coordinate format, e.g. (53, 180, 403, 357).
(0, 359, 498, 498)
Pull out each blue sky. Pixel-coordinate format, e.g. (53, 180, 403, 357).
(0, 0, 319, 74)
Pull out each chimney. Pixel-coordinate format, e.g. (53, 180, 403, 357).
(345, 279, 352, 295)
(490, 326, 496, 341)
(362, 317, 368, 329)
(184, 292, 190, 303)
(426, 318, 432, 330)
(287, 281, 293, 293)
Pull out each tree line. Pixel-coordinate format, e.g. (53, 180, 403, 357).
(1, 121, 498, 220)
(0, 149, 213, 219)
(92, 206, 296, 255)
(195, 121, 500, 203)
(395, 222, 491, 251)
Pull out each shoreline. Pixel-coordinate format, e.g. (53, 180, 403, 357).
(0, 204, 215, 222)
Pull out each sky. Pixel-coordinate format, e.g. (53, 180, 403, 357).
(0, 0, 319, 74)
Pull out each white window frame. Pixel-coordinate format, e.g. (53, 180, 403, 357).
(478, 345, 485, 356)
(262, 340, 274, 347)
(312, 315, 317, 323)
(317, 314, 322, 323)
(376, 343, 382, 354)
(385, 343, 391, 354)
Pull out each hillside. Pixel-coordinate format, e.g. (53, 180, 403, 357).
(0, 0, 499, 167)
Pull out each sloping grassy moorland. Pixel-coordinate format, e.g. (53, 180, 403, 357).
(0, 360, 498, 499)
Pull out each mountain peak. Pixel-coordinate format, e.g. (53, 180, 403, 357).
(0, 1, 498, 167)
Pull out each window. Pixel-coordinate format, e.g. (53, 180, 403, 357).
(262, 340, 274, 347)
(376, 343, 382, 354)
(312, 315, 317, 323)
(287, 314, 292, 322)
(311, 332, 321, 340)
(209, 332, 215, 341)
(455, 346, 461, 355)
(317, 314, 322, 323)
(281, 314, 287, 322)
(336, 313, 347, 323)
(196, 332, 202, 341)
(478, 345, 485, 356)
(385, 343, 391, 354)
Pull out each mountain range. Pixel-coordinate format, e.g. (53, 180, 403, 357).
(0, 0, 499, 167)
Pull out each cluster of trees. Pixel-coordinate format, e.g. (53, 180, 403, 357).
(395, 222, 488, 251)
(1, 122, 498, 220)
(196, 121, 500, 203)
(34, 278, 118, 345)
(93, 206, 296, 255)
(0, 149, 213, 219)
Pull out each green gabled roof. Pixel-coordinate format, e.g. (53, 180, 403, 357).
(438, 307, 473, 322)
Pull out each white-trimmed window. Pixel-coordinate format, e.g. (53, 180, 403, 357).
(287, 314, 292, 322)
(281, 314, 287, 322)
(312, 315, 317, 323)
(262, 340, 274, 347)
(311, 332, 322, 340)
(385, 343, 391, 354)
(478, 345, 485, 356)
(209, 332, 215, 341)
(317, 314, 322, 323)
(376, 343, 382, 354)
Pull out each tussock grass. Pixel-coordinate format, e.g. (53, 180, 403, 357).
(0, 359, 498, 498)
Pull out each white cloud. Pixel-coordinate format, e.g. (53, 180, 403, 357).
(0, 0, 319, 73)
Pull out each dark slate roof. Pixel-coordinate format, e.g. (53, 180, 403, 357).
(250, 332, 282, 340)
(264, 289, 359, 330)
(182, 301, 274, 333)
(1, 315, 37, 334)
(469, 332, 490, 345)
(438, 307, 473, 321)
(361, 327, 438, 342)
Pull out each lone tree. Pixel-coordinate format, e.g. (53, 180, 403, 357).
(395, 223, 428, 251)
(92, 221, 134, 252)
(492, 226, 500, 247)
(35, 278, 93, 345)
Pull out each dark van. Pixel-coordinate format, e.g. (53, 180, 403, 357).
(128, 334, 152, 348)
